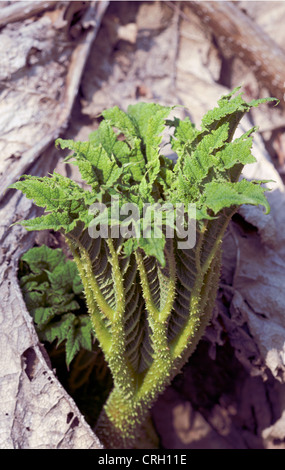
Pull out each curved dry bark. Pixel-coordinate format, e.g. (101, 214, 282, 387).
(0, 0, 108, 449)
(0, 190, 102, 449)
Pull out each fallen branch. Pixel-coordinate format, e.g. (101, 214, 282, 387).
(188, 1, 285, 104)
(0, 1, 57, 28)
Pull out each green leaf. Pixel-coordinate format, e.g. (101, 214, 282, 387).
(127, 102, 171, 157)
(33, 299, 80, 326)
(167, 115, 198, 146)
(21, 245, 66, 274)
(203, 179, 271, 214)
(19, 212, 79, 233)
(138, 232, 166, 267)
(127, 103, 172, 187)
(46, 259, 81, 290)
(101, 106, 146, 182)
(89, 120, 118, 154)
(201, 87, 278, 138)
(18, 245, 91, 368)
(57, 139, 124, 189)
(102, 105, 140, 142)
(89, 120, 134, 172)
(214, 129, 257, 171)
(41, 313, 75, 346)
(65, 315, 93, 367)
(23, 290, 46, 311)
(183, 122, 230, 182)
(10, 176, 65, 212)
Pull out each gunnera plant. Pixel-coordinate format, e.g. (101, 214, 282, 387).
(11, 88, 278, 449)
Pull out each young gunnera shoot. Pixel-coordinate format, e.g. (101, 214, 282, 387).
(11, 88, 277, 448)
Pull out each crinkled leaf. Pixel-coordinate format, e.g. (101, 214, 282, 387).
(215, 129, 257, 170)
(41, 313, 76, 346)
(18, 212, 79, 233)
(46, 259, 81, 290)
(183, 123, 230, 182)
(18, 245, 91, 368)
(13, 90, 276, 265)
(65, 315, 93, 367)
(21, 245, 66, 274)
(203, 179, 271, 214)
(33, 300, 80, 326)
(57, 139, 124, 189)
(10, 176, 65, 212)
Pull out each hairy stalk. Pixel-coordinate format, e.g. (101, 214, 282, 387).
(95, 247, 176, 449)
(67, 240, 112, 351)
(95, 234, 223, 449)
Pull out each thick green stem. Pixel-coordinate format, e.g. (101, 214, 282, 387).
(96, 253, 222, 449)
(172, 249, 222, 371)
(66, 240, 112, 352)
(95, 387, 147, 448)
(96, 244, 223, 448)
(71, 209, 235, 449)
